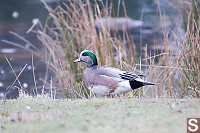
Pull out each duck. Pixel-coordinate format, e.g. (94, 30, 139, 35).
(74, 50, 154, 96)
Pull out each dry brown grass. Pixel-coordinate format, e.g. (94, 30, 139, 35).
(34, 0, 136, 98)
(179, 0, 200, 97)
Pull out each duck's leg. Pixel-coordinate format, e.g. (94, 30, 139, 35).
(104, 93, 114, 98)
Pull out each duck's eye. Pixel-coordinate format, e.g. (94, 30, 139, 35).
(82, 52, 87, 56)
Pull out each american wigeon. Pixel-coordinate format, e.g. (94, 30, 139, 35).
(74, 50, 154, 95)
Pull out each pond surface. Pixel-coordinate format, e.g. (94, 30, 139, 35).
(0, 0, 181, 98)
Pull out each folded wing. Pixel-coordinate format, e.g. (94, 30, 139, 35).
(97, 67, 143, 81)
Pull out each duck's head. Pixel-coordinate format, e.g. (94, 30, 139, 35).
(74, 50, 98, 67)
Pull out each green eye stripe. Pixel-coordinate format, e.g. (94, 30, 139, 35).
(82, 51, 98, 65)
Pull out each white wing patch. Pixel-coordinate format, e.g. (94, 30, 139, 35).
(118, 80, 130, 88)
(112, 80, 132, 94)
(99, 75, 124, 82)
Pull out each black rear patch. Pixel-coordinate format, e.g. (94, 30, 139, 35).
(129, 80, 145, 90)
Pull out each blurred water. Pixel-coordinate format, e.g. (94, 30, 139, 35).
(0, 0, 51, 98)
(0, 0, 181, 98)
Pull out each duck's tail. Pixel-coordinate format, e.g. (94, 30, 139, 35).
(143, 81, 155, 86)
(129, 80, 155, 90)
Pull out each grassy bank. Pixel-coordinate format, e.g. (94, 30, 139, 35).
(0, 97, 199, 133)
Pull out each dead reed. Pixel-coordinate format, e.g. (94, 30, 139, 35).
(34, 0, 136, 98)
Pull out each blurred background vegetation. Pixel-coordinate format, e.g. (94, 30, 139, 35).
(0, 0, 199, 99)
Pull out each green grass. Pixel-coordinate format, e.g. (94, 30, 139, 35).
(0, 97, 200, 133)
